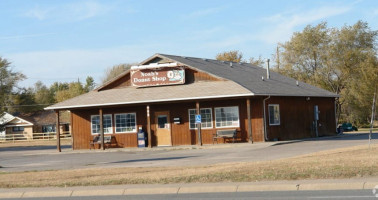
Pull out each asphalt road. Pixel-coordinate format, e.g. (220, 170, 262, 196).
(0, 133, 377, 172)
(0, 190, 376, 200)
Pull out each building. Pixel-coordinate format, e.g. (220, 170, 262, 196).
(0, 111, 70, 140)
(0, 112, 34, 140)
(45, 53, 338, 149)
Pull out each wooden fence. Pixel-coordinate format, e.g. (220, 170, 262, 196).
(0, 131, 71, 143)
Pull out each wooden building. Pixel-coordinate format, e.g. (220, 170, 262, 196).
(45, 54, 338, 150)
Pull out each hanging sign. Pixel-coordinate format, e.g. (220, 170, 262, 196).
(130, 67, 185, 87)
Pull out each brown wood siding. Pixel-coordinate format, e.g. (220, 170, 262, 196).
(99, 68, 221, 91)
(71, 106, 147, 149)
(264, 96, 336, 141)
(251, 97, 265, 142)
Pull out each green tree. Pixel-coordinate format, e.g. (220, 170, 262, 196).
(279, 21, 378, 125)
(34, 81, 54, 106)
(216, 50, 244, 62)
(102, 63, 135, 84)
(84, 76, 96, 92)
(0, 57, 25, 113)
(55, 81, 85, 102)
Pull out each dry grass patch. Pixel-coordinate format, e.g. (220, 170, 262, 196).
(1, 144, 377, 188)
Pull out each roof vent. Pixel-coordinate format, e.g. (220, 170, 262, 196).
(296, 80, 299, 86)
(262, 76, 264, 81)
(266, 59, 270, 79)
(201, 58, 207, 61)
(230, 62, 233, 68)
(181, 56, 187, 59)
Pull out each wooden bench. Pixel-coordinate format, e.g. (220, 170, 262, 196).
(90, 135, 112, 149)
(213, 129, 237, 144)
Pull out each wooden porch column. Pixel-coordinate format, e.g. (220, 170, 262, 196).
(55, 110, 61, 152)
(247, 98, 253, 144)
(99, 108, 104, 150)
(196, 101, 202, 146)
(147, 105, 152, 148)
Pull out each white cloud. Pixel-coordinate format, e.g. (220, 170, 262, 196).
(23, 1, 113, 21)
(182, 7, 223, 20)
(5, 45, 157, 87)
(258, 5, 351, 44)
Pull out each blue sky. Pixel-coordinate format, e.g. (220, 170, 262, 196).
(1, 0, 377, 88)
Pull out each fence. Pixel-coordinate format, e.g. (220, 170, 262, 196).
(0, 131, 71, 143)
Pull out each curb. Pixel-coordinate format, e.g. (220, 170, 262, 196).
(1, 181, 377, 198)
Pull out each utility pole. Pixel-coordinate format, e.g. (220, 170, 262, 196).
(369, 91, 376, 149)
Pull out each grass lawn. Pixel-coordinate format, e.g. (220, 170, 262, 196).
(0, 144, 377, 188)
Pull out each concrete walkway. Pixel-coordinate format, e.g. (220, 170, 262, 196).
(0, 177, 377, 198)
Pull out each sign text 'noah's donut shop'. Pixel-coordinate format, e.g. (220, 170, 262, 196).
(130, 63, 185, 87)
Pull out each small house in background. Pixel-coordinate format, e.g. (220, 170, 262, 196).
(46, 53, 338, 149)
(0, 110, 70, 140)
(0, 112, 34, 140)
(17, 110, 71, 134)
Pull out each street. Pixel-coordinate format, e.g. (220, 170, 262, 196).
(0, 133, 377, 172)
(0, 190, 376, 200)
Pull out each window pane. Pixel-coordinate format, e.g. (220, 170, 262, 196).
(115, 113, 136, 133)
(269, 105, 280, 125)
(215, 106, 239, 128)
(189, 108, 213, 129)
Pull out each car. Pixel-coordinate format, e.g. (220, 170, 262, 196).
(338, 122, 358, 132)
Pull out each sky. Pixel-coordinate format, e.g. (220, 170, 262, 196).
(1, 0, 377, 88)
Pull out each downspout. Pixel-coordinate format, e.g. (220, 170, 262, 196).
(263, 96, 271, 141)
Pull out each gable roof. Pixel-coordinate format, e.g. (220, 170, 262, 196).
(45, 53, 337, 110)
(151, 54, 337, 97)
(0, 112, 34, 126)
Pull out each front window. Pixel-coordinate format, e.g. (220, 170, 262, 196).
(215, 106, 240, 128)
(91, 114, 113, 135)
(268, 104, 280, 125)
(12, 126, 24, 132)
(189, 108, 213, 129)
(42, 125, 56, 133)
(115, 113, 137, 133)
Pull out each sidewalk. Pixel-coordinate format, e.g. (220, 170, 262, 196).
(0, 177, 377, 198)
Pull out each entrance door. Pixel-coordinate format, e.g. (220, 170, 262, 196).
(155, 111, 172, 146)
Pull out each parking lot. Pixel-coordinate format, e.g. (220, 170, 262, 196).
(0, 133, 377, 172)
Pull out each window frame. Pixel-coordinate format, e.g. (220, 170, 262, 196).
(188, 108, 213, 130)
(114, 113, 137, 134)
(268, 104, 280, 126)
(214, 106, 240, 128)
(12, 126, 25, 132)
(90, 114, 113, 135)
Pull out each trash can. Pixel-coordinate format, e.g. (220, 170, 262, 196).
(137, 127, 147, 148)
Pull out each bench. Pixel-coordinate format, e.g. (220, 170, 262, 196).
(90, 135, 112, 149)
(213, 129, 237, 144)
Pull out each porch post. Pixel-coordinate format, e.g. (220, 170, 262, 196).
(99, 108, 104, 150)
(147, 105, 152, 148)
(196, 101, 202, 146)
(55, 110, 61, 152)
(247, 98, 253, 144)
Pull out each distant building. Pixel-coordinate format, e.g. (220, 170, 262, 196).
(0, 110, 70, 140)
(46, 53, 338, 149)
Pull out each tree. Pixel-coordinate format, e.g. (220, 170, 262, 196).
(34, 81, 54, 106)
(249, 56, 265, 66)
(279, 21, 378, 125)
(216, 50, 244, 62)
(55, 81, 85, 102)
(0, 57, 25, 113)
(102, 63, 135, 84)
(84, 76, 95, 92)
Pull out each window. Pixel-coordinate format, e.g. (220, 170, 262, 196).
(268, 104, 280, 125)
(12, 126, 24, 132)
(215, 106, 239, 128)
(42, 125, 56, 133)
(115, 113, 136, 133)
(188, 108, 213, 129)
(91, 114, 113, 135)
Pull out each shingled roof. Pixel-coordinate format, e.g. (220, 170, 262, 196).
(46, 53, 337, 110)
(154, 54, 337, 97)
